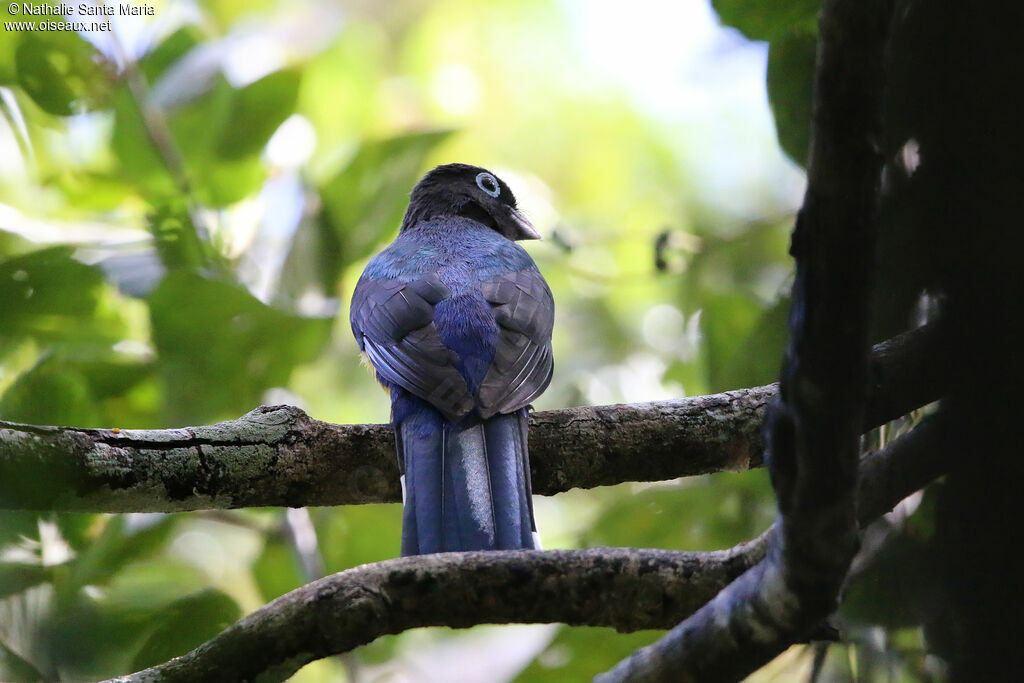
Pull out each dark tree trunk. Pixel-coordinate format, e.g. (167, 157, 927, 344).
(883, 2, 1024, 678)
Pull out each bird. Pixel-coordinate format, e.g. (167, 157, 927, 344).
(350, 163, 554, 556)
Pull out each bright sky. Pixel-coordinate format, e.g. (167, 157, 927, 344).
(561, 0, 805, 217)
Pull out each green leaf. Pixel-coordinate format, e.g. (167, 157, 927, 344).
(161, 75, 235, 167)
(148, 272, 333, 423)
(320, 130, 452, 265)
(63, 516, 180, 596)
(0, 562, 49, 599)
(111, 75, 235, 201)
(712, 0, 818, 42)
(0, 247, 108, 344)
(0, 228, 36, 259)
(0, 639, 47, 683)
(0, 357, 99, 426)
(112, 64, 286, 206)
(273, 205, 344, 309)
(767, 30, 817, 165)
(71, 357, 154, 402)
(0, 4, 24, 84)
(110, 84, 169, 194)
(252, 535, 305, 602)
(584, 473, 774, 550)
(699, 293, 763, 393)
(139, 27, 202, 84)
(0, 349, 153, 432)
(716, 296, 789, 391)
(193, 154, 266, 206)
(50, 171, 135, 212)
(53, 513, 99, 553)
(42, 592, 158, 677)
(0, 511, 39, 548)
(15, 30, 112, 116)
(319, 505, 402, 573)
(147, 201, 211, 272)
(216, 70, 301, 160)
(518, 627, 663, 683)
(130, 589, 241, 671)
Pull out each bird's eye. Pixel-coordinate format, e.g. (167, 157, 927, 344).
(475, 172, 501, 198)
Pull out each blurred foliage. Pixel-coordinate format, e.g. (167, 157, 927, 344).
(713, 0, 818, 166)
(520, 628, 665, 682)
(14, 31, 113, 116)
(766, 30, 817, 165)
(148, 271, 332, 423)
(0, 0, 909, 680)
(712, 0, 817, 41)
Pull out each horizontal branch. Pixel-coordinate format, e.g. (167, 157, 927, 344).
(111, 546, 761, 682)
(110, 411, 948, 683)
(855, 412, 956, 525)
(0, 324, 944, 513)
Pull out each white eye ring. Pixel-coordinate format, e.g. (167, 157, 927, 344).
(475, 172, 500, 198)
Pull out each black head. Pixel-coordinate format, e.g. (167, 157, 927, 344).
(400, 163, 541, 241)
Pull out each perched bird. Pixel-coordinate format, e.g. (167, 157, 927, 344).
(350, 164, 554, 555)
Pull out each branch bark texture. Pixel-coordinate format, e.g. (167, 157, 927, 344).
(0, 324, 942, 513)
(109, 546, 759, 682)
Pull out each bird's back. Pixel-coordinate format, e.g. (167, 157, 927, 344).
(355, 216, 547, 411)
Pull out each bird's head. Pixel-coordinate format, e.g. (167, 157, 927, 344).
(400, 163, 541, 241)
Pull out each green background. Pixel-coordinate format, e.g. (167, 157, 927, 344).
(0, 0, 927, 680)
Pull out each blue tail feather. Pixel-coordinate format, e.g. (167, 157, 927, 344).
(396, 403, 538, 555)
(397, 410, 443, 555)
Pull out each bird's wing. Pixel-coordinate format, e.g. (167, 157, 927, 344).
(477, 268, 555, 417)
(351, 275, 475, 419)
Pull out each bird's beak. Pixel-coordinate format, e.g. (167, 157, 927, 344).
(503, 206, 542, 241)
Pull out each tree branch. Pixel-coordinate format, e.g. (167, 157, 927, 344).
(855, 411, 955, 525)
(107, 411, 948, 683)
(0, 324, 942, 513)
(108, 547, 760, 682)
(598, 0, 892, 679)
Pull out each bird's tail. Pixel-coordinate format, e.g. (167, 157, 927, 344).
(396, 407, 539, 555)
